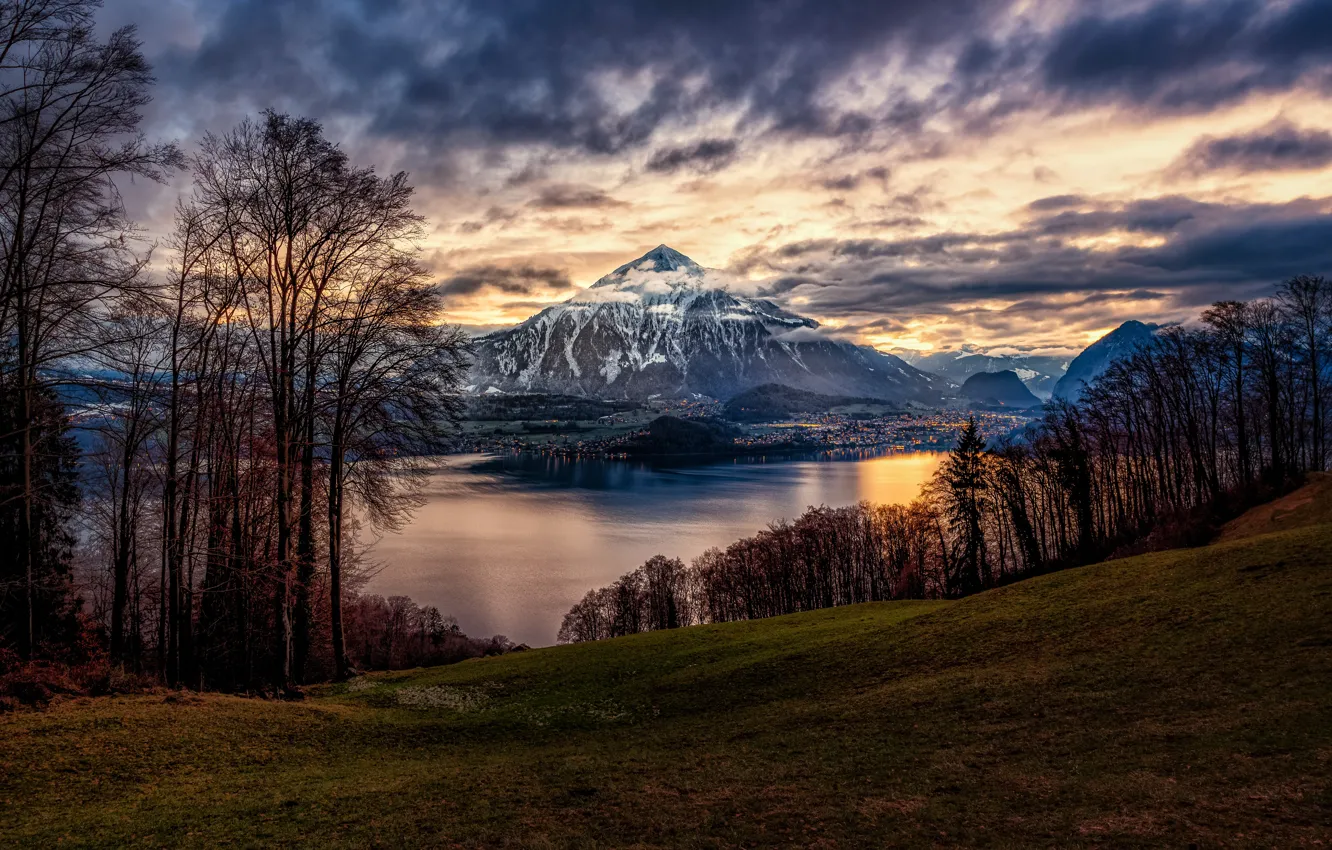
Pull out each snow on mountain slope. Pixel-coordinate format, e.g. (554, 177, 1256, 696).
(897, 347, 1068, 399)
(469, 246, 946, 403)
(1052, 320, 1160, 402)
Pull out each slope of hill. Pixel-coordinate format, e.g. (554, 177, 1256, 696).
(899, 348, 1069, 398)
(3, 510, 1330, 845)
(1217, 472, 1332, 542)
(1052, 320, 1159, 402)
(469, 246, 946, 403)
(958, 370, 1043, 408)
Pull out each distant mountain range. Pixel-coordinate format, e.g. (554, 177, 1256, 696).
(896, 348, 1069, 398)
(466, 245, 1164, 411)
(959, 371, 1043, 409)
(1052, 321, 1159, 402)
(468, 245, 947, 403)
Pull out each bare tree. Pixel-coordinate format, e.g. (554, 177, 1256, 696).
(1277, 276, 1330, 471)
(172, 111, 466, 689)
(0, 0, 178, 656)
(320, 247, 466, 679)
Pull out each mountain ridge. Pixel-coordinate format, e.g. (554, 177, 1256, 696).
(468, 246, 946, 403)
(897, 347, 1068, 398)
(1052, 320, 1159, 402)
(959, 370, 1043, 408)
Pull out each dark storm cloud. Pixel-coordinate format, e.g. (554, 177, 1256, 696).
(1127, 214, 1332, 279)
(528, 185, 628, 210)
(1170, 121, 1332, 176)
(112, 0, 1332, 176)
(438, 265, 572, 298)
(645, 139, 739, 174)
(1043, 0, 1332, 111)
(1032, 197, 1210, 236)
(94, 0, 1332, 345)
(1027, 194, 1086, 212)
(138, 0, 1012, 158)
(735, 194, 1332, 322)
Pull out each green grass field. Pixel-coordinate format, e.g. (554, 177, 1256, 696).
(3, 510, 1331, 846)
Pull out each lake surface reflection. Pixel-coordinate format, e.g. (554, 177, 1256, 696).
(370, 449, 943, 646)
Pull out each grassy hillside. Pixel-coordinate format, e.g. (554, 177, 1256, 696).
(3, 512, 1331, 846)
(1218, 472, 1332, 543)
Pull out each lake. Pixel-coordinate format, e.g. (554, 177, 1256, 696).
(369, 449, 944, 646)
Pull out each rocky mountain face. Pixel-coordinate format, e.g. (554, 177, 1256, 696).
(469, 246, 947, 403)
(959, 370, 1043, 408)
(1052, 320, 1159, 402)
(897, 348, 1069, 399)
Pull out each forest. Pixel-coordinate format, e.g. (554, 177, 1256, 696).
(0, 1, 501, 698)
(559, 285, 1332, 642)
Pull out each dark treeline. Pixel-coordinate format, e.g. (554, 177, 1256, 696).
(342, 596, 522, 672)
(0, 1, 481, 695)
(561, 279, 1332, 642)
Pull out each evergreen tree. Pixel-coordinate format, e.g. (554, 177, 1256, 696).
(0, 376, 81, 655)
(940, 416, 989, 596)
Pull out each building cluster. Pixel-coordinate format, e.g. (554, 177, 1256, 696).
(737, 411, 1032, 451)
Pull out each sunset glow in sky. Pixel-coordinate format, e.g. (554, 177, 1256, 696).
(106, 0, 1332, 355)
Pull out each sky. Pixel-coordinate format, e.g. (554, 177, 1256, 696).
(101, 0, 1332, 355)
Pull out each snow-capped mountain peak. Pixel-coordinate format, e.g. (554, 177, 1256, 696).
(469, 246, 946, 403)
(573, 246, 724, 310)
(591, 244, 703, 286)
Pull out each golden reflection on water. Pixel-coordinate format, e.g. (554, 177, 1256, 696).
(373, 450, 945, 646)
(857, 452, 944, 506)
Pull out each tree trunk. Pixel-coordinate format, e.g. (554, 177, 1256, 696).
(293, 352, 318, 683)
(328, 425, 351, 681)
(109, 437, 135, 664)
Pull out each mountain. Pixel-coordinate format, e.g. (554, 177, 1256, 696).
(1052, 321, 1159, 402)
(469, 245, 946, 403)
(958, 371, 1043, 408)
(897, 348, 1068, 398)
